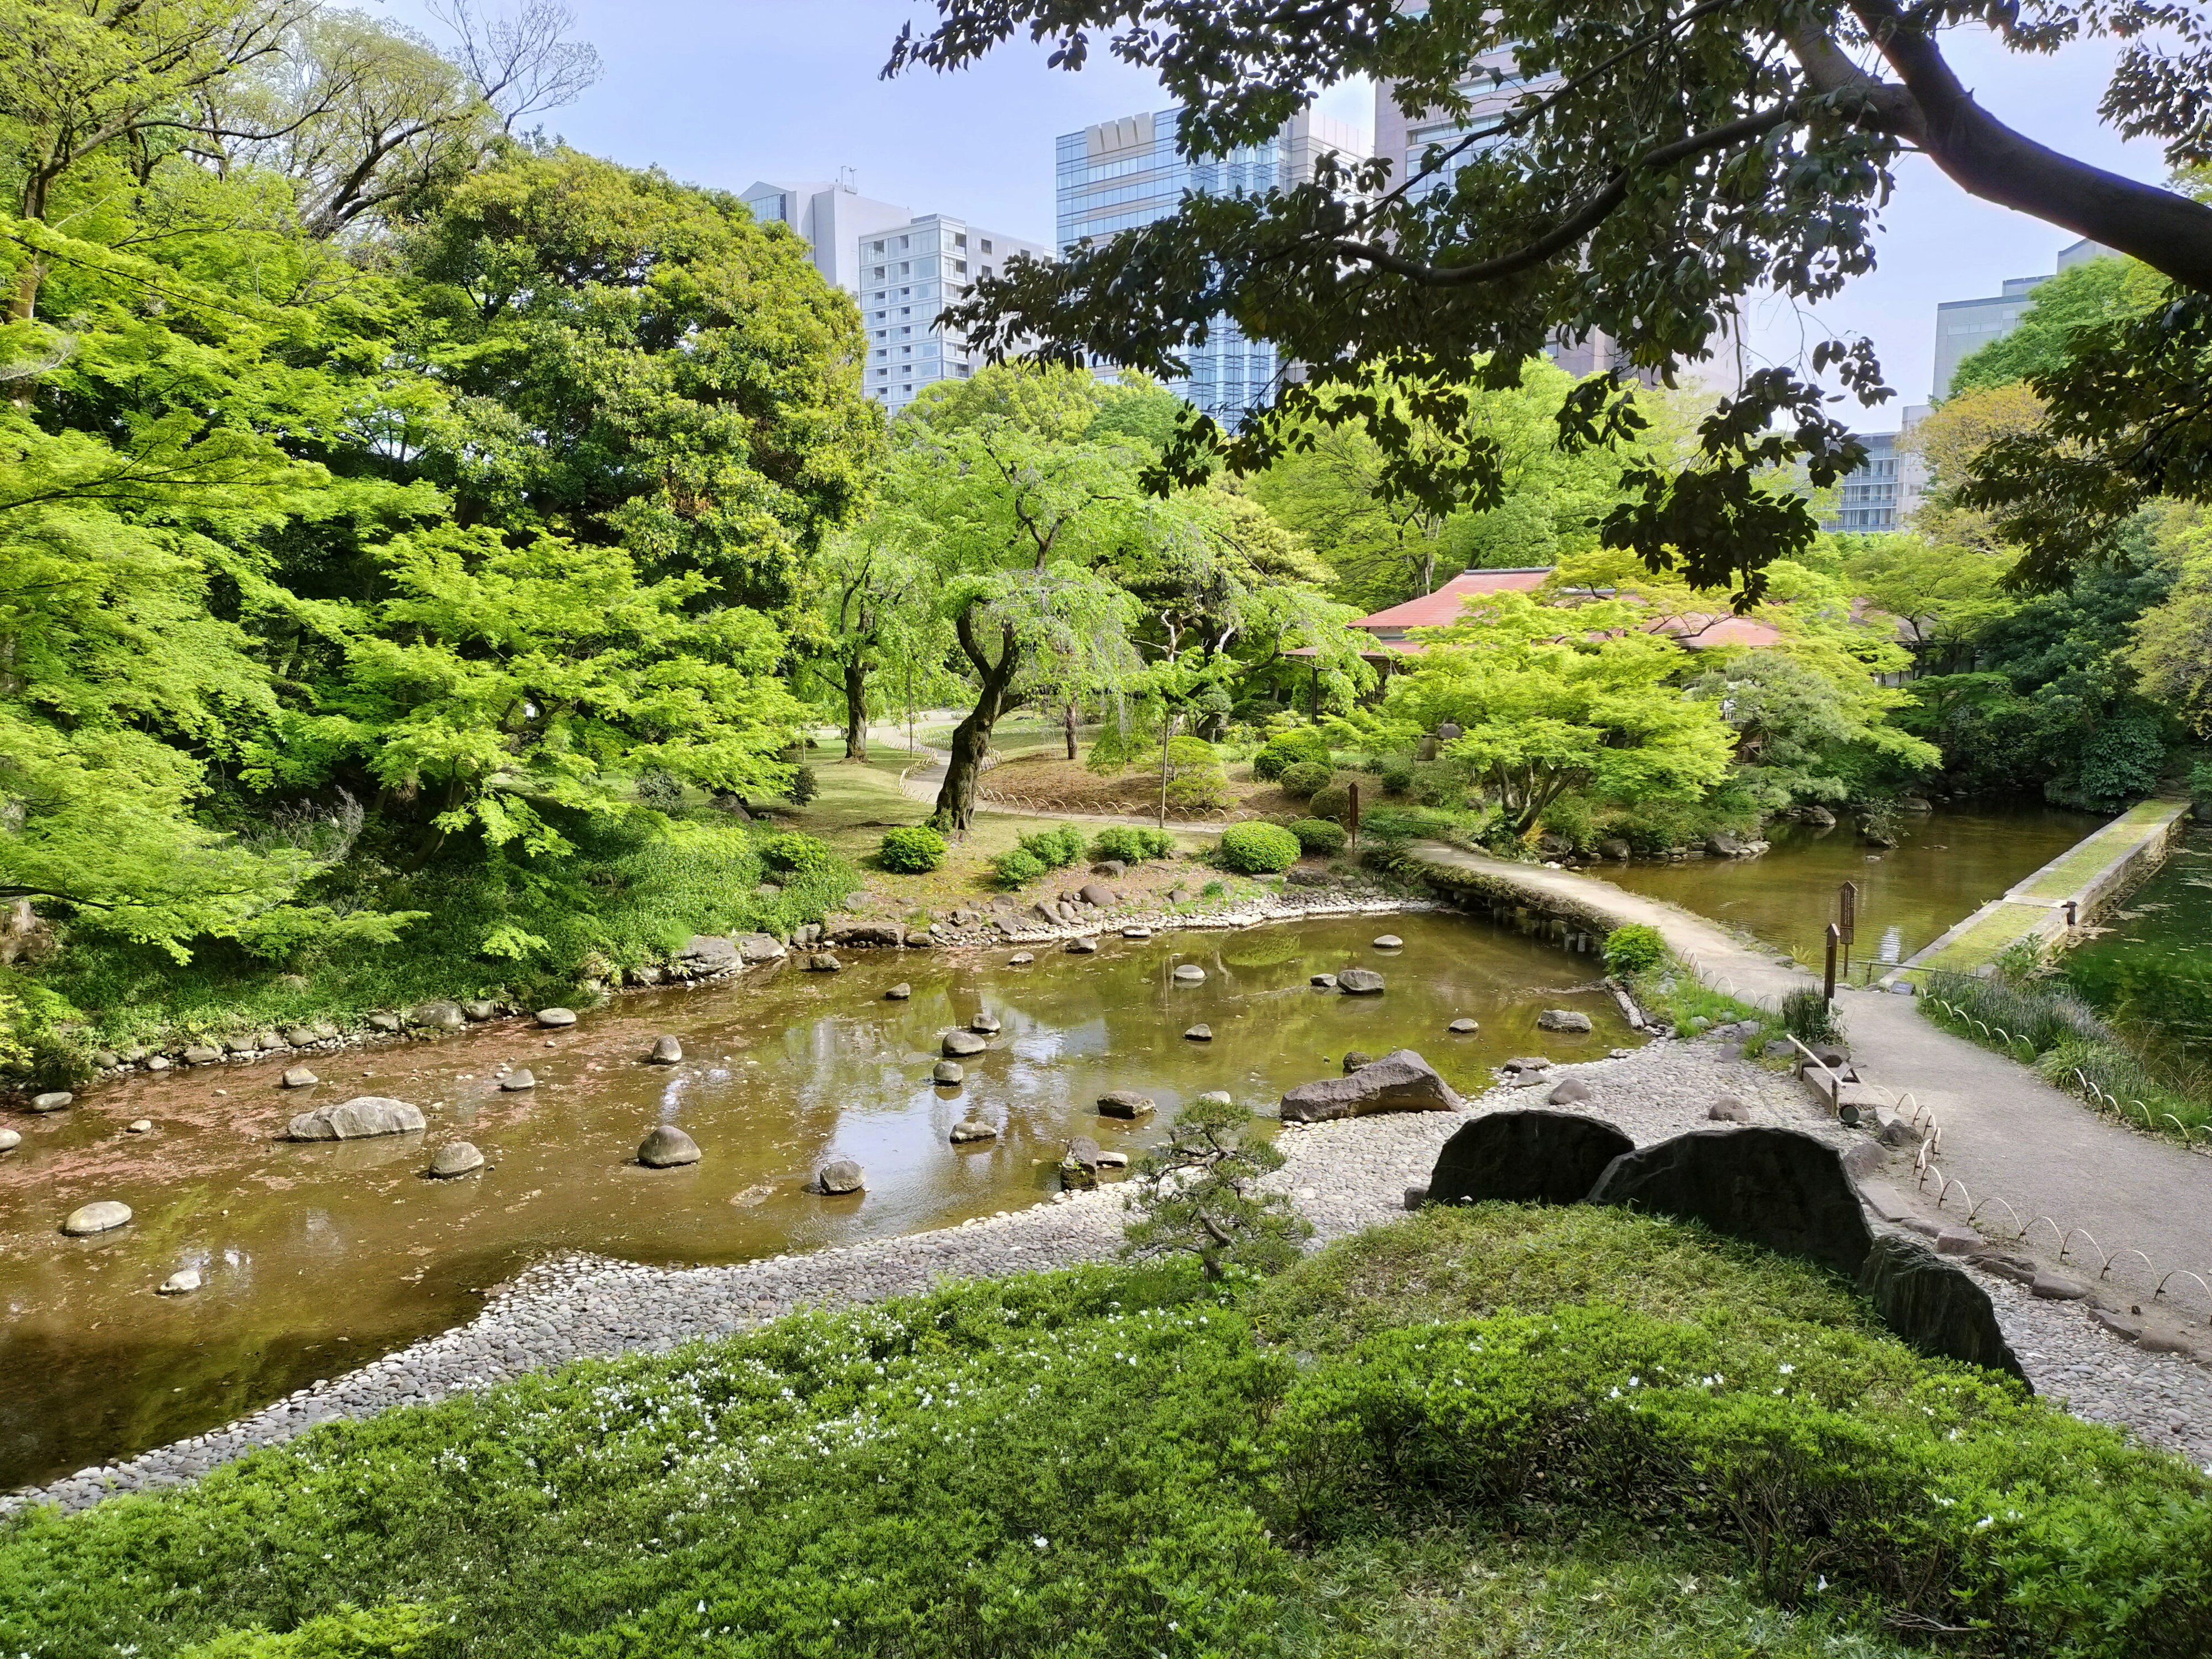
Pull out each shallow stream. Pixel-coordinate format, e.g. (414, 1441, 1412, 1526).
(0, 912, 1631, 1492)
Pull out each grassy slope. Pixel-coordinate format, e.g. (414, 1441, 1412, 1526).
(2, 1206, 2203, 1659)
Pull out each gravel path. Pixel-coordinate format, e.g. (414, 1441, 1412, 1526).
(9, 1039, 2207, 1517)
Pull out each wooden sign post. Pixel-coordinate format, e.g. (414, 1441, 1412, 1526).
(1347, 781, 1361, 847)
(1824, 923, 1841, 1005)
(1838, 880, 1858, 982)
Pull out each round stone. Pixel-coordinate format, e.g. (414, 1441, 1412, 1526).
(127, 1119, 151, 1134)
(1065, 937, 1099, 954)
(816, 1157, 865, 1195)
(1122, 926, 1152, 939)
(499, 1068, 537, 1091)
(535, 1007, 578, 1028)
(1448, 1017, 1480, 1034)
(1195, 1090, 1233, 1108)
(933, 1060, 965, 1085)
(884, 983, 912, 1001)
(638, 1125, 702, 1168)
(0, 1128, 20, 1152)
(61, 1200, 132, 1237)
(1184, 1024, 1213, 1042)
(158, 1266, 202, 1296)
(29, 1091, 72, 1113)
(949, 1118, 997, 1143)
(428, 1141, 484, 1178)
(1336, 968, 1385, 995)
(942, 1030, 987, 1058)
(1372, 934, 1403, 949)
(1009, 952, 1035, 964)
(969, 1013, 1001, 1035)
(279, 1066, 318, 1089)
(1172, 964, 1206, 983)
(648, 1034, 683, 1065)
(1309, 973, 1338, 989)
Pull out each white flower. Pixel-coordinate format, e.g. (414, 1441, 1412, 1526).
(1778, 1362, 1795, 1375)
(1034, 1535, 1049, 1550)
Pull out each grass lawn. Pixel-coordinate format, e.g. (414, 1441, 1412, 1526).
(3, 1205, 2205, 1658)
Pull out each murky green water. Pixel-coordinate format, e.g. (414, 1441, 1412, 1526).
(1602, 804, 2101, 979)
(0, 913, 1631, 1492)
(2063, 827, 2212, 1066)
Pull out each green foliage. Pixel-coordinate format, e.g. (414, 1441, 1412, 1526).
(1090, 826, 1176, 864)
(991, 847, 1047, 888)
(1122, 1094, 1312, 1281)
(1948, 256, 2165, 396)
(1217, 822, 1302, 873)
(177, 1603, 454, 1659)
(1309, 782, 1353, 824)
(1289, 817, 1347, 856)
(1602, 924, 1669, 976)
(755, 832, 836, 878)
(1017, 824, 1088, 869)
(1378, 755, 1416, 794)
(1275, 759, 1331, 797)
(785, 766, 819, 806)
(1684, 649, 1937, 809)
(1780, 988, 1843, 1047)
(6, 1209, 2207, 1659)
(1253, 727, 1331, 781)
(1160, 734, 1232, 813)
(876, 825, 946, 873)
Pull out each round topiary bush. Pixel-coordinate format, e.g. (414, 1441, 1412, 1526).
(1217, 822, 1302, 874)
(1252, 727, 1331, 781)
(1276, 760, 1332, 798)
(993, 847, 1046, 888)
(757, 831, 837, 876)
(878, 825, 947, 873)
(1309, 783, 1352, 824)
(1289, 817, 1348, 857)
(1379, 756, 1415, 794)
(1603, 923, 1668, 976)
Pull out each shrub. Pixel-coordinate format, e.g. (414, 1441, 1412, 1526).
(1289, 817, 1347, 857)
(1217, 822, 1302, 874)
(1091, 826, 1175, 864)
(1538, 793, 1596, 851)
(1309, 783, 1351, 824)
(1276, 760, 1332, 798)
(1163, 736, 1232, 813)
(991, 847, 1047, 888)
(1409, 764, 1465, 809)
(1018, 824, 1088, 869)
(756, 831, 836, 877)
(1781, 987, 1843, 1046)
(1379, 756, 1415, 794)
(1602, 923, 1669, 976)
(1253, 727, 1331, 781)
(877, 825, 946, 873)
(634, 770, 685, 815)
(786, 764, 819, 806)
(1123, 1095, 1311, 1281)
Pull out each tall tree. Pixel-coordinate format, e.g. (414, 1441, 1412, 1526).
(888, 0, 2212, 604)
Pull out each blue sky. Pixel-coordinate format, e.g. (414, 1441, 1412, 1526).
(388, 1, 2171, 427)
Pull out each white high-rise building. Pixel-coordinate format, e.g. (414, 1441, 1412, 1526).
(1054, 107, 1370, 418)
(1819, 405, 1931, 535)
(1931, 237, 2117, 399)
(739, 180, 1048, 416)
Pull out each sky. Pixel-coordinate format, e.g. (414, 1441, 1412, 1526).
(387, 0, 2173, 429)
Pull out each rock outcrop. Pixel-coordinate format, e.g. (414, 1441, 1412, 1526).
(1426, 1109, 1634, 1207)
(285, 1097, 426, 1141)
(1280, 1050, 1462, 1123)
(1586, 1126, 1872, 1279)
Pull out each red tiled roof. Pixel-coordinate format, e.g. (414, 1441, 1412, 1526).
(1350, 568, 1554, 631)
(1643, 613, 1784, 650)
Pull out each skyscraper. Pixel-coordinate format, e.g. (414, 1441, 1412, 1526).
(1931, 237, 2116, 399)
(1054, 107, 1370, 418)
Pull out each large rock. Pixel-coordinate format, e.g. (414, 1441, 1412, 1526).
(181, 1046, 224, 1065)
(61, 1200, 133, 1236)
(535, 1007, 577, 1028)
(969, 1013, 1002, 1035)
(1092, 859, 1127, 878)
(1060, 1136, 1101, 1190)
(735, 933, 787, 964)
(1427, 1110, 1635, 1207)
(816, 1157, 864, 1194)
(932, 1060, 965, 1085)
(407, 999, 465, 1031)
(830, 921, 904, 948)
(950, 1118, 997, 1143)
(675, 934, 741, 974)
(428, 1141, 484, 1178)
(1097, 1089, 1155, 1119)
(1172, 964, 1205, 983)
(1066, 935, 1100, 954)
(942, 1030, 987, 1058)
(649, 1034, 683, 1065)
(499, 1069, 537, 1091)
(285, 1097, 427, 1141)
(1280, 1049, 1463, 1123)
(1184, 1024, 1213, 1042)
(1536, 1009, 1593, 1033)
(1340, 1051, 1375, 1075)
(158, 1267, 202, 1295)
(638, 1125, 702, 1168)
(1856, 1234, 2029, 1384)
(884, 983, 912, 1002)
(1585, 1127, 1873, 1279)
(279, 1066, 318, 1089)
(1078, 882, 1115, 908)
(29, 1090, 73, 1112)
(1336, 968, 1385, 995)
(805, 952, 843, 973)
(459, 1001, 498, 1022)
(0, 1128, 20, 1153)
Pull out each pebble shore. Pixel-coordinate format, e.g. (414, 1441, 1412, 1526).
(10, 1037, 2208, 1517)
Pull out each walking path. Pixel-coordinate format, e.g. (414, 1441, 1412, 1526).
(1406, 840, 2212, 1327)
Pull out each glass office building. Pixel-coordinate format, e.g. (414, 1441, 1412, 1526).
(1054, 107, 1368, 419)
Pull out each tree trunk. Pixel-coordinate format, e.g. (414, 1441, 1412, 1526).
(1065, 700, 1078, 760)
(843, 659, 869, 762)
(933, 623, 1021, 834)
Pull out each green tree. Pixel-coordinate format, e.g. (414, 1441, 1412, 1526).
(1684, 648, 1937, 810)
(2128, 526, 2212, 740)
(1839, 533, 2016, 673)
(1120, 1092, 1310, 1282)
(1948, 256, 2166, 397)
(796, 531, 946, 762)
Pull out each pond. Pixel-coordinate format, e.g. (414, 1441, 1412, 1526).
(0, 911, 1634, 1493)
(1601, 802, 2103, 980)
(2062, 827, 2212, 1068)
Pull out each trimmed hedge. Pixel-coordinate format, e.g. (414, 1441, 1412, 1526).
(1092, 826, 1175, 864)
(1276, 760, 1331, 798)
(1252, 728, 1331, 781)
(876, 825, 946, 873)
(755, 831, 837, 877)
(1602, 923, 1668, 976)
(1218, 822, 1302, 874)
(1289, 817, 1347, 857)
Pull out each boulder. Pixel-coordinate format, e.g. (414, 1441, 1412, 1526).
(1855, 1234, 2028, 1382)
(1092, 859, 1127, 878)
(1502, 1056, 1550, 1073)
(1796, 804, 1838, 828)
(1703, 831, 1749, 858)
(1586, 1127, 1873, 1279)
(1448, 1017, 1480, 1035)
(0, 1128, 20, 1153)
(1341, 1051, 1375, 1075)
(639, 1125, 702, 1168)
(499, 1069, 537, 1091)
(1184, 1024, 1213, 1042)
(735, 933, 787, 964)
(1536, 1009, 1593, 1033)
(226, 1036, 259, 1055)
(535, 1007, 578, 1028)
(1060, 1137, 1101, 1190)
(1097, 1150, 1130, 1169)
(932, 1060, 965, 1085)
(1310, 973, 1338, 989)
(806, 952, 843, 972)
(1097, 1089, 1155, 1119)
(1415, 734, 1440, 762)
(950, 1118, 997, 1143)
(1840, 1140, 1884, 1178)
(182, 1045, 225, 1065)
(1707, 1094, 1753, 1123)
(1281, 1049, 1463, 1123)
(1123, 926, 1153, 939)
(1066, 936, 1100, 954)
(830, 922, 904, 948)
(1857, 817, 1898, 848)
(407, 1000, 466, 1031)
(29, 1090, 73, 1113)
(285, 1097, 426, 1141)
(943, 1030, 987, 1058)
(1597, 838, 1632, 861)
(649, 1035, 684, 1065)
(884, 984, 912, 1002)
(969, 1013, 1002, 1035)
(158, 1267, 202, 1296)
(1372, 934, 1403, 950)
(1168, 888, 1194, 904)
(62, 1200, 133, 1236)
(904, 926, 935, 948)
(128, 1119, 151, 1134)
(283, 1025, 321, 1047)
(460, 1001, 498, 1022)
(676, 934, 742, 974)
(1078, 882, 1115, 908)
(816, 1157, 864, 1194)
(1172, 964, 1205, 983)
(1009, 952, 1035, 965)
(1427, 1110, 1635, 1207)
(428, 1141, 484, 1178)
(253, 1029, 287, 1050)
(1336, 967, 1385, 995)
(365, 1015, 401, 1036)
(1547, 1077, 1592, 1105)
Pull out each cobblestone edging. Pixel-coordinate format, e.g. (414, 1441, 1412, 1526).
(10, 1039, 2207, 1517)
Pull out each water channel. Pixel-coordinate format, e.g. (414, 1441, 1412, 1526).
(0, 912, 1634, 1493)
(2062, 825, 2212, 1067)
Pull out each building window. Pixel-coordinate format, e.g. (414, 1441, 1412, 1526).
(953, 233, 967, 248)
(870, 241, 884, 254)
(955, 260, 967, 274)
(981, 238, 993, 253)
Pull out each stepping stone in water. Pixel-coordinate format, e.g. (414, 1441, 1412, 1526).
(127, 1119, 151, 1134)
(1172, 964, 1205, 983)
(1537, 1009, 1593, 1033)
(649, 1035, 684, 1065)
(638, 1125, 701, 1168)
(1066, 937, 1100, 954)
(884, 983, 912, 1001)
(933, 1060, 965, 1085)
(1123, 926, 1152, 939)
(280, 1066, 318, 1089)
(1372, 934, 1403, 949)
(1185, 1024, 1213, 1042)
(0, 1128, 19, 1153)
(1447, 1017, 1479, 1034)
(499, 1069, 537, 1091)
(816, 1157, 864, 1194)
(158, 1267, 201, 1296)
(943, 1030, 987, 1058)
(1097, 1090, 1156, 1119)
(1096, 1150, 1130, 1169)
(969, 1013, 1002, 1035)
(1310, 973, 1337, 989)
(536, 1007, 577, 1028)
(429, 1142, 484, 1178)
(950, 1118, 997, 1143)
(1336, 968, 1384, 995)
(1009, 952, 1035, 964)
(62, 1200, 132, 1236)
